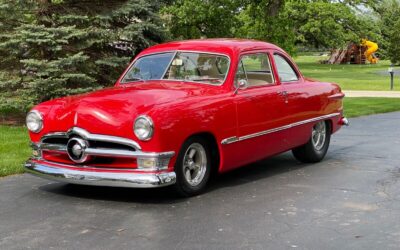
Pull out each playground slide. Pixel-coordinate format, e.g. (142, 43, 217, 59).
(362, 39, 378, 64)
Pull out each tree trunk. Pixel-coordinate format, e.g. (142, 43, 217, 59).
(267, 0, 284, 16)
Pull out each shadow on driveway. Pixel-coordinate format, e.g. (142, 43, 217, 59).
(39, 152, 306, 203)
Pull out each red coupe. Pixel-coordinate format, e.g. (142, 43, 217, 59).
(25, 39, 348, 196)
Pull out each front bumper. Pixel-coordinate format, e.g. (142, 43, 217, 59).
(25, 160, 176, 188)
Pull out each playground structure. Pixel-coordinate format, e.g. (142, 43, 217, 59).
(362, 39, 378, 64)
(326, 39, 378, 64)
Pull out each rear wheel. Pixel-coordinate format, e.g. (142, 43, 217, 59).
(292, 120, 331, 163)
(174, 137, 211, 197)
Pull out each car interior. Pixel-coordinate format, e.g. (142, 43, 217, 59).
(242, 54, 275, 87)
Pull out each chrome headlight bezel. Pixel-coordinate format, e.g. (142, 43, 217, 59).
(134, 115, 154, 141)
(26, 110, 43, 133)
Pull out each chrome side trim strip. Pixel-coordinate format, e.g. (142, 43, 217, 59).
(221, 113, 340, 145)
(328, 93, 345, 100)
(221, 136, 239, 145)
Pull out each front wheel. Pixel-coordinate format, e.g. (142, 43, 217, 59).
(292, 120, 331, 163)
(174, 137, 211, 197)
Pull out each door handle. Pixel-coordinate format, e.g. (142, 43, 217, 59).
(277, 91, 289, 103)
(277, 90, 288, 96)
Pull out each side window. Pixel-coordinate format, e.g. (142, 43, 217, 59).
(235, 60, 246, 87)
(273, 54, 299, 82)
(235, 53, 274, 87)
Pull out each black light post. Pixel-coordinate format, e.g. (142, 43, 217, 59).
(388, 64, 394, 90)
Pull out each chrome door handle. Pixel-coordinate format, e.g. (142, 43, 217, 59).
(277, 91, 289, 103)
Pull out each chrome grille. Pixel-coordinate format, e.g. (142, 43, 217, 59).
(41, 137, 135, 152)
(41, 127, 141, 150)
(33, 127, 175, 170)
(38, 127, 141, 162)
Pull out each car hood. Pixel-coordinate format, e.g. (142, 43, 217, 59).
(40, 80, 222, 137)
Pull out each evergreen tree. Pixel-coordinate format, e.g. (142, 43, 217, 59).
(0, 0, 166, 112)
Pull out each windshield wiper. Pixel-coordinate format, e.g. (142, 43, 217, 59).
(191, 78, 221, 83)
(123, 77, 144, 82)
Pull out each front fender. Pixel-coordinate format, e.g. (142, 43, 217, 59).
(138, 94, 236, 171)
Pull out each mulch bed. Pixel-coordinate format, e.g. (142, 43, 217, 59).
(0, 114, 25, 126)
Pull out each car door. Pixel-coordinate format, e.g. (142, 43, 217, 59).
(272, 52, 323, 147)
(231, 51, 290, 167)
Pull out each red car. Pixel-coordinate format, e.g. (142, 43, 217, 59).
(25, 39, 348, 196)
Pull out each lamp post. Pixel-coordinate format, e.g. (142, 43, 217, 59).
(388, 64, 395, 90)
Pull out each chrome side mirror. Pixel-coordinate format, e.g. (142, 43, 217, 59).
(234, 79, 248, 95)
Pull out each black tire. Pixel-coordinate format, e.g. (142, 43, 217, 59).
(173, 136, 212, 197)
(292, 120, 331, 163)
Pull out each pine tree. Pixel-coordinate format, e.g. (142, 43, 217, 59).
(0, 0, 166, 113)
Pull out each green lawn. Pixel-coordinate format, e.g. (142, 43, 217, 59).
(345, 97, 400, 118)
(294, 55, 396, 91)
(0, 126, 31, 177)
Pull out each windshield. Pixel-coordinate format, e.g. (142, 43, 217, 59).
(121, 51, 230, 85)
(122, 52, 174, 82)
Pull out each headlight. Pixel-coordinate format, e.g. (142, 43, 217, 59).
(26, 110, 43, 133)
(134, 115, 153, 141)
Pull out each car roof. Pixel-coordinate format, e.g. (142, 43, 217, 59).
(138, 38, 285, 57)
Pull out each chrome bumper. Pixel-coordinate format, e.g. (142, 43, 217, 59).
(340, 117, 350, 126)
(25, 160, 176, 188)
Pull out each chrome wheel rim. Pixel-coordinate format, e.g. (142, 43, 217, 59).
(312, 121, 326, 151)
(183, 143, 207, 186)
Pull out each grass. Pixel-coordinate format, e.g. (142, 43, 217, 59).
(0, 126, 31, 177)
(344, 97, 400, 118)
(294, 55, 396, 91)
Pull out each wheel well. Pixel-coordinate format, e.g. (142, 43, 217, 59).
(187, 132, 220, 176)
(325, 119, 333, 133)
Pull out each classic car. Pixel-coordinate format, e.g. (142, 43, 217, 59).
(25, 39, 348, 196)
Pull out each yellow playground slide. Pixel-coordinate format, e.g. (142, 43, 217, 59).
(361, 39, 378, 64)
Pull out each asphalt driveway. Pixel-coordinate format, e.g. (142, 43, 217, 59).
(1, 112, 400, 250)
